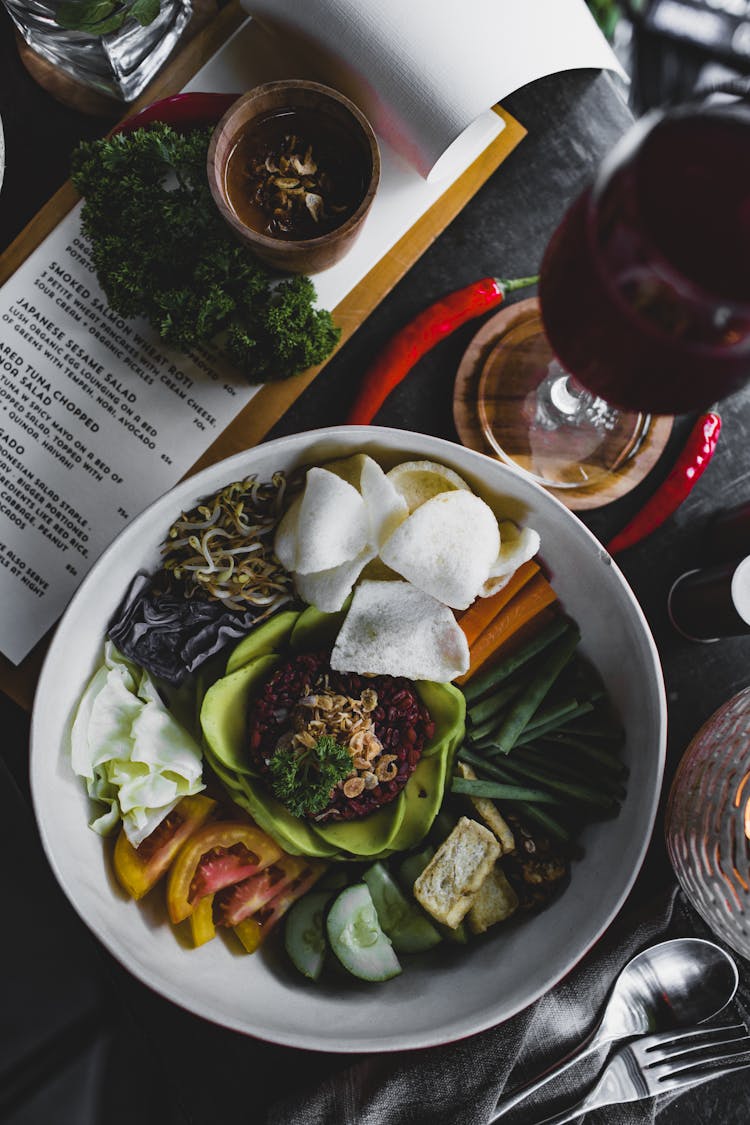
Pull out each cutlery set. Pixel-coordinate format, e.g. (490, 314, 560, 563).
(490, 937, 748, 1122)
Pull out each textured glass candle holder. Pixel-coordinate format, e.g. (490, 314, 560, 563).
(3, 0, 191, 101)
(666, 686, 750, 959)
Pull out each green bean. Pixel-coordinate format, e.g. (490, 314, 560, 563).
(513, 746, 626, 799)
(507, 801, 572, 843)
(487, 753, 617, 810)
(467, 680, 524, 728)
(515, 701, 596, 745)
(462, 618, 572, 703)
(451, 777, 563, 805)
(490, 630, 581, 754)
(539, 733, 628, 775)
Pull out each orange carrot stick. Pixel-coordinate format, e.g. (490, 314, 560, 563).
(458, 560, 539, 648)
(457, 573, 558, 685)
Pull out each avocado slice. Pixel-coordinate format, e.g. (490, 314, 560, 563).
(314, 791, 407, 856)
(200, 602, 466, 862)
(225, 610, 300, 674)
(387, 744, 449, 853)
(200, 655, 279, 775)
(416, 681, 466, 757)
(228, 773, 341, 858)
(289, 602, 350, 653)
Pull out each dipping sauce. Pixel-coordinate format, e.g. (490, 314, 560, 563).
(224, 108, 370, 241)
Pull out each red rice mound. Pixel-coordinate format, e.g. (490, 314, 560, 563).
(247, 651, 434, 821)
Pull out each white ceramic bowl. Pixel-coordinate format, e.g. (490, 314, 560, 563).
(31, 427, 666, 1053)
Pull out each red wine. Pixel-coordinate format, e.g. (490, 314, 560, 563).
(540, 105, 750, 414)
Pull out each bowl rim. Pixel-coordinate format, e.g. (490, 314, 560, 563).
(30, 425, 667, 1052)
(207, 79, 381, 250)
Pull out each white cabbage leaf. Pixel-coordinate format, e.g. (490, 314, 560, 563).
(71, 641, 204, 847)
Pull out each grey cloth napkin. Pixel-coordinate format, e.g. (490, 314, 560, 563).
(265, 885, 749, 1125)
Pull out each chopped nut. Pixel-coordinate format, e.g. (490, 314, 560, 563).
(305, 192, 324, 222)
(363, 733, 382, 760)
(360, 689, 378, 712)
(289, 147, 317, 176)
(375, 754, 398, 781)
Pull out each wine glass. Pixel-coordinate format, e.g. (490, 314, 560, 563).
(478, 97, 750, 490)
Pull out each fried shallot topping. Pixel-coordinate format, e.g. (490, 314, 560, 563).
(278, 682, 393, 798)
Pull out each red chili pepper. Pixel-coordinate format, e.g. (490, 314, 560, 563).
(606, 412, 722, 556)
(345, 275, 538, 425)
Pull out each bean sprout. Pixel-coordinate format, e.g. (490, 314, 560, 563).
(161, 472, 294, 609)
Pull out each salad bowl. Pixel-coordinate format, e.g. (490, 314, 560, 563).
(30, 426, 666, 1052)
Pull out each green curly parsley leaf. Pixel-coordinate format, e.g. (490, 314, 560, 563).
(70, 125, 340, 381)
(268, 735, 353, 818)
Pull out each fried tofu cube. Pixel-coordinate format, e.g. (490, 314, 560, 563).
(414, 816, 500, 929)
(456, 762, 515, 854)
(467, 864, 519, 934)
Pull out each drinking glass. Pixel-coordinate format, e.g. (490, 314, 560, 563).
(478, 98, 750, 490)
(3, 0, 192, 102)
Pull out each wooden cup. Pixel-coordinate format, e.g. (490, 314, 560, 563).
(207, 80, 380, 273)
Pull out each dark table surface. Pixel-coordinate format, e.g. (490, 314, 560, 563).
(1, 11, 749, 1123)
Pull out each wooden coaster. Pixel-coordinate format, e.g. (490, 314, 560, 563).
(453, 299, 673, 512)
(16, 0, 218, 117)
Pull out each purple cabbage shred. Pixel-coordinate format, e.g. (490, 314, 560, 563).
(107, 573, 280, 685)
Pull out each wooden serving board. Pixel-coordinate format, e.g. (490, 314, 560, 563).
(0, 1, 526, 710)
(453, 300, 673, 512)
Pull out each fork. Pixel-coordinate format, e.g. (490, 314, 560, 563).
(488, 1023, 750, 1124)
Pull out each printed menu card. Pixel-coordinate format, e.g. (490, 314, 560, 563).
(0, 0, 618, 666)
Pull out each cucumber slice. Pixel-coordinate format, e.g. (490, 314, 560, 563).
(397, 846, 436, 893)
(326, 884, 401, 981)
(363, 862, 441, 954)
(284, 890, 331, 981)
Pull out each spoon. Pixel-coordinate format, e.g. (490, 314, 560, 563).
(491, 937, 739, 1118)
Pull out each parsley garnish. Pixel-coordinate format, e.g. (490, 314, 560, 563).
(269, 736, 352, 818)
(70, 125, 340, 381)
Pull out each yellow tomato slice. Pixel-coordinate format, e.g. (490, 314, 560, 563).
(166, 821, 283, 924)
(188, 893, 216, 947)
(113, 794, 217, 900)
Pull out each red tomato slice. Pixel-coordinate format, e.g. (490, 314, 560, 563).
(230, 858, 326, 951)
(166, 822, 283, 924)
(216, 855, 302, 927)
(113, 794, 217, 900)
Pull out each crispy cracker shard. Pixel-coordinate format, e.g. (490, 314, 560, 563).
(480, 521, 541, 598)
(413, 816, 500, 929)
(294, 468, 369, 574)
(379, 490, 501, 610)
(330, 580, 470, 681)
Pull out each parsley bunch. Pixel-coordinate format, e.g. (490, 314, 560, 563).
(269, 736, 353, 818)
(71, 125, 340, 381)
